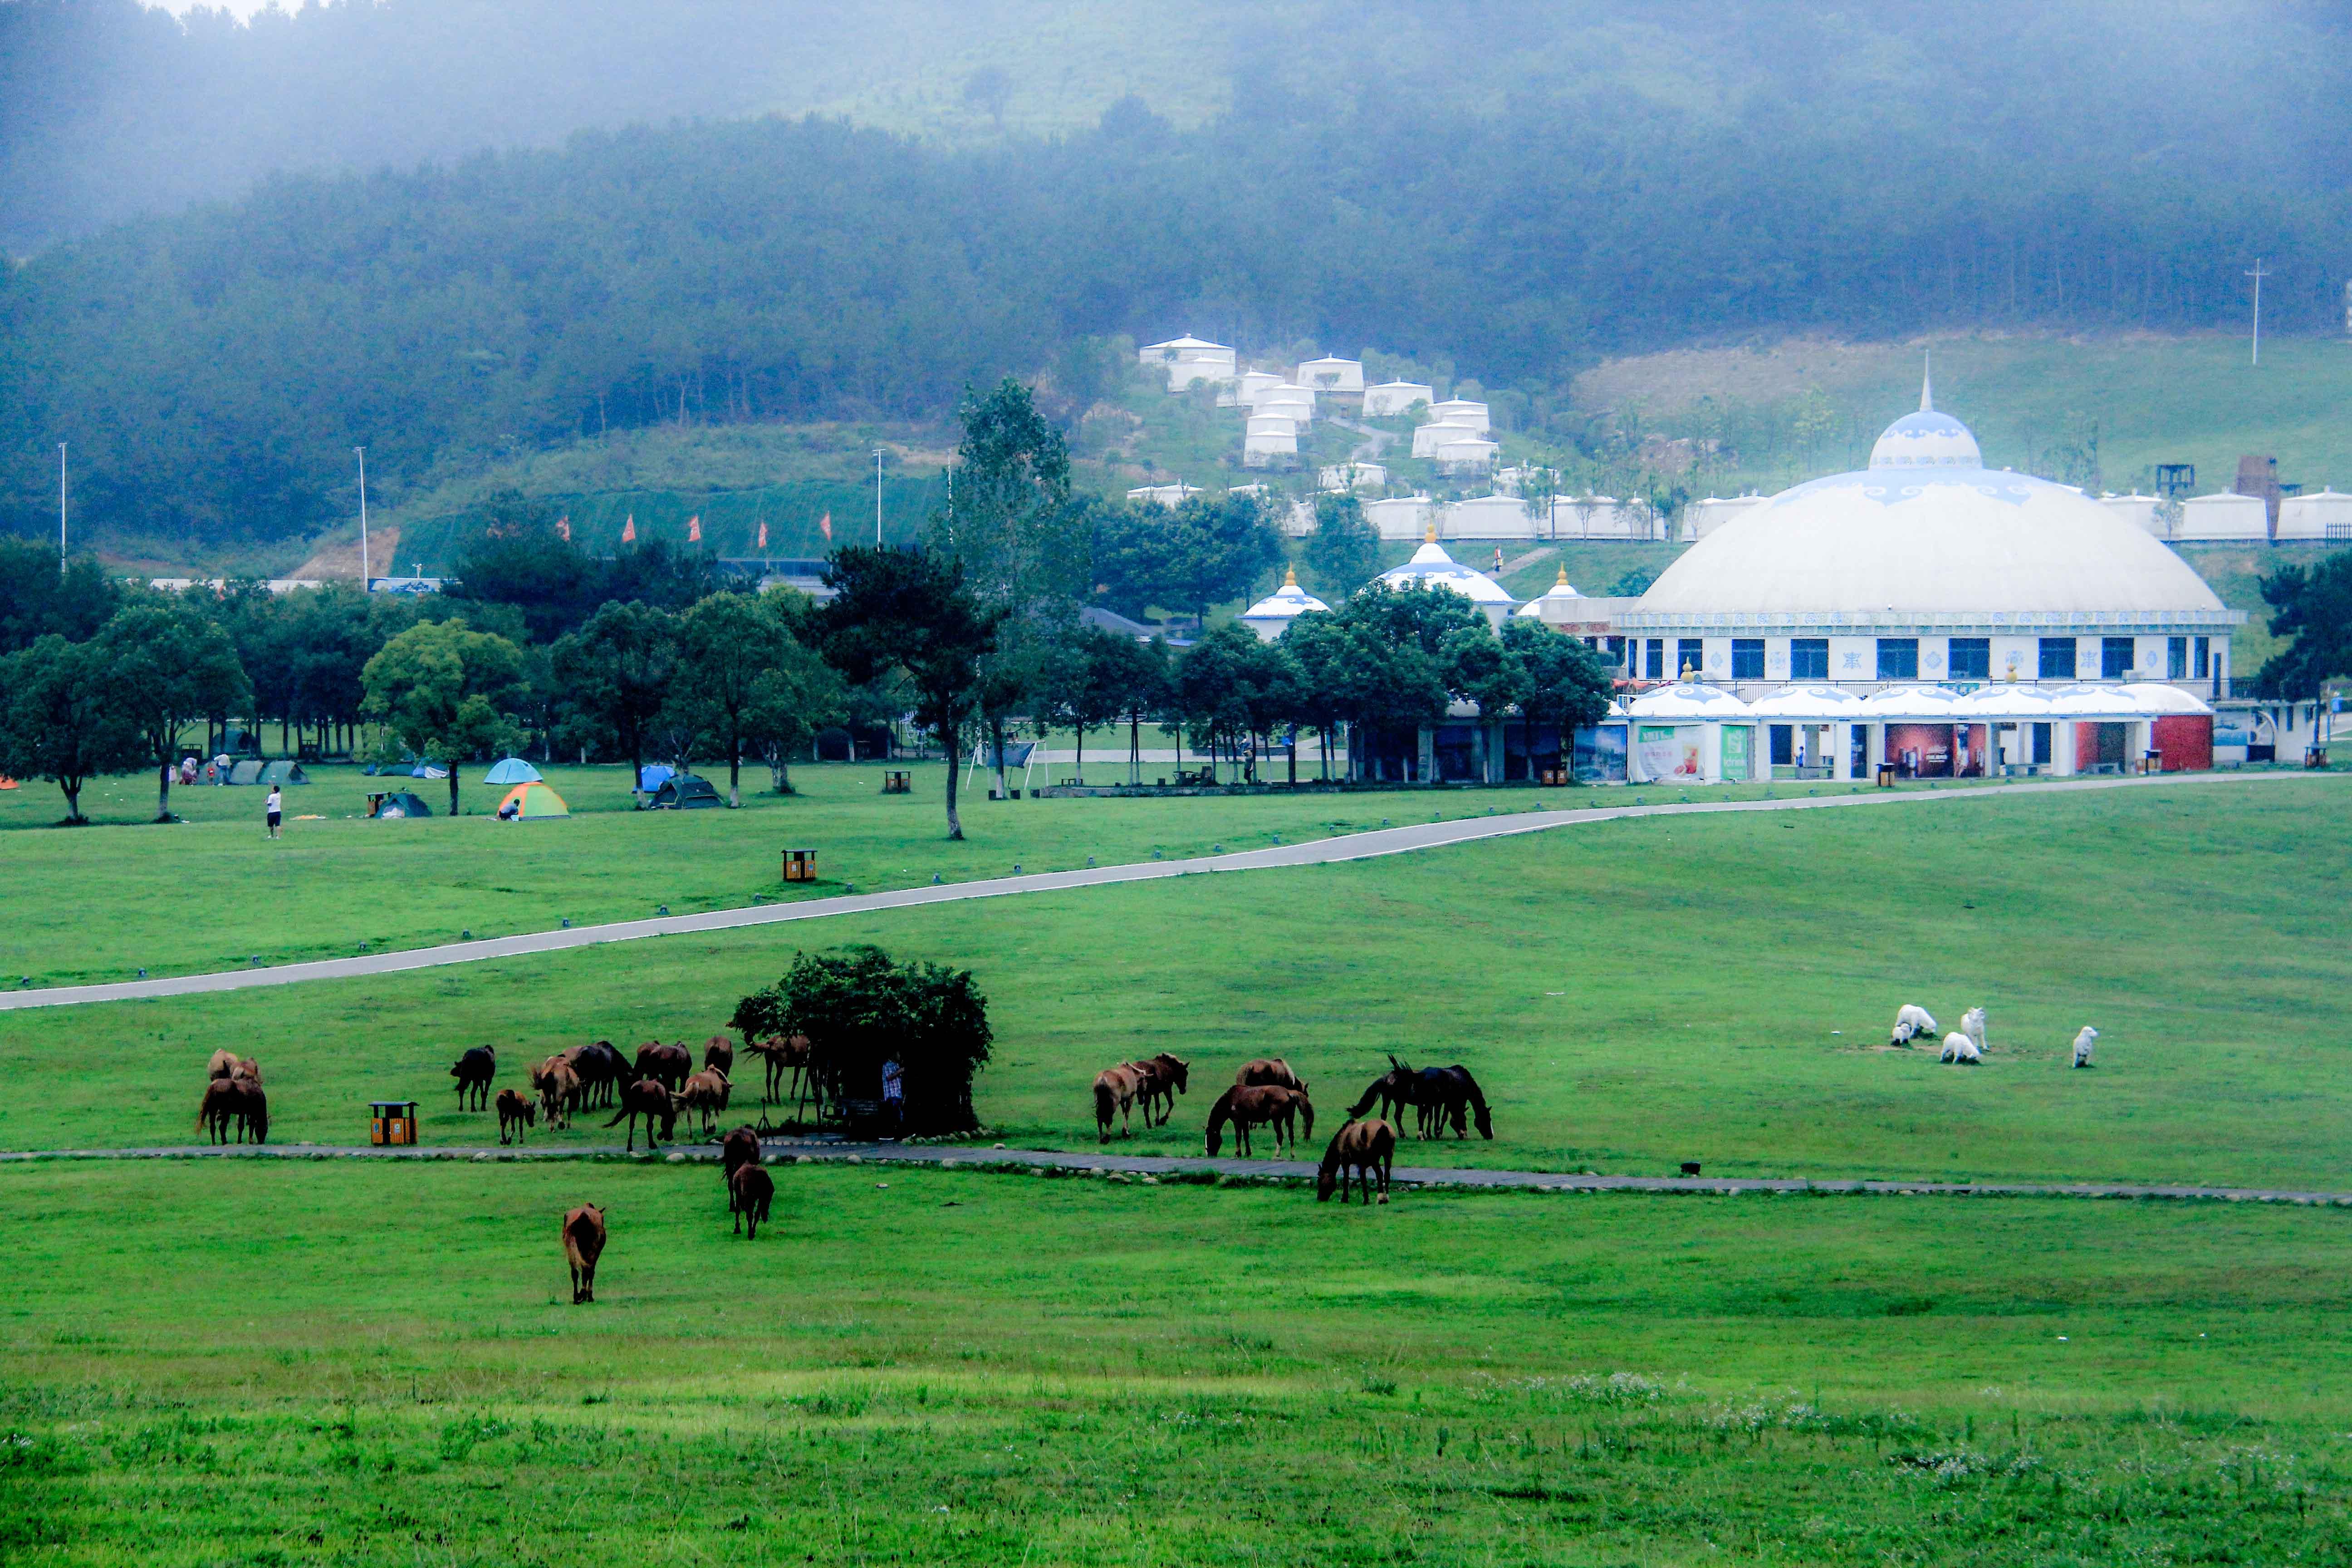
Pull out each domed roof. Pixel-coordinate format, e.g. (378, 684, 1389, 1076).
(1376, 530, 1515, 605)
(1867, 362, 1983, 470)
(1633, 379, 2230, 629)
(1241, 566, 1329, 623)
(1512, 563, 1583, 617)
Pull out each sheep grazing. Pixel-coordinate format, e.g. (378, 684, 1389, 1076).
(1939, 1033, 1982, 1065)
(1890, 1004, 1939, 1046)
(2072, 1026, 2099, 1069)
(1961, 1007, 1987, 1054)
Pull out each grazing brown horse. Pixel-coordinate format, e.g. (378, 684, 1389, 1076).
(1132, 1053, 1191, 1127)
(603, 1078, 679, 1152)
(1093, 1062, 1147, 1142)
(1205, 1085, 1313, 1158)
(562, 1205, 607, 1303)
(496, 1088, 537, 1145)
(730, 1163, 775, 1238)
(678, 1068, 732, 1134)
(719, 1126, 761, 1184)
(450, 1045, 496, 1110)
(533, 1058, 579, 1129)
(1236, 1057, 1307, 1094)
(634, 1040, 692, 1093)
(702, 1035, 735, 1078)
(1316, 1119, 1398, 1204)
(195, 1077, 268, 1145)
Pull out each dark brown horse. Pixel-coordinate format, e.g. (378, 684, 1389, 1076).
(730, 1164, 775, 1239)
(1236, 1057, 1306, 1094)
(567, 1041, 629, 1108)
(496, 1088, 537, 1145)
(603, 1078, 679, 1152)
(634, 1040, 692, 1093)
(1346, 1056, 1425, 1129)
(719, 1126, 761, 1184)
(1205, 1085, 1313, 1157)
(1133, 1053, 1191, 1127)
(195, 1077, 268, 1145)
(450, 1045, 496, 1110)
(702, 1035, 735, 1078)
(562, 1205, 607, 1303)
(1412, 1065, 1494, 1141)
(1317, 1119, 1398, 1204)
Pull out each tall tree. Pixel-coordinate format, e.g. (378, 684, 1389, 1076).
(360, 618, 525, 816)
(2257, 552, 2352, 700)
(0, 540, 120, 655)
(1502, 618, 1616, 772)
(550, 601, 680, 804)
(1039, 621, 1147, 784)
(93, 599, 250, 822)
(674, 590, 785, 806)
(818, 545, 1004, 840)
(1092, 493, 1285, 620)
(0, 634, 142, 823)
(1302, 494, 1379, 596)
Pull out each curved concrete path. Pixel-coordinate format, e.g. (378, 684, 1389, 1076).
(2, 768, 2329, 1013)
(8, 1135, 2352, 1208)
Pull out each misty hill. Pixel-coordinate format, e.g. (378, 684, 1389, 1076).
(6, 0, 2349, 253)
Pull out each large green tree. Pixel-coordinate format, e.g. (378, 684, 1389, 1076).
(93, 599, 250, 822)
(1092, 493, 1285, 620)
(0, 634, 142, 823)
(2258, 552, 2352, 701)
(674, 590, 787, 806)
(360, 618, 525, 816)
(1302, 494, 1379, 596)
(1502, 617, 1617, 771)
(550, 601, 681, 804)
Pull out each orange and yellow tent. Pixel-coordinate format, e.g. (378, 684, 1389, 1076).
(495, 781, 569, 821)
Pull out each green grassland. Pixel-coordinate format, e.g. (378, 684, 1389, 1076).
(6, 1157, 2352, 1565)
(3, 775, 2347, 1198)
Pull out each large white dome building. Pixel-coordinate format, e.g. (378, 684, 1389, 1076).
(1618, 379, 2240, 694)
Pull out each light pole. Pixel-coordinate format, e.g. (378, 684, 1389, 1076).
(872, 446, 884, 544)
(2247, 258, 2270, 367)
(354, 447, 371, 586)
(57, 443, 66, 573)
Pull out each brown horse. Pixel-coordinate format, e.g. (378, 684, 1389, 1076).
(703, 1035, 735, 1078)
(567, 1041, 629, 1108)
(634, 1041, 691, 1093)
(1316, 1119, 1398, 1204)
(603, 1078, 679, 1152)
(562, 1205, 607, 1303)
(1236, 1057, 1306, 1094)
(719, 1126, 761, 1183)
(741, 1034, 814, 1118)
(496, 1088, 537, 1144)
(533, 1058, 579, 1129)
(231, 1057, 261, 1086)
(206, 1049, 238, 1079)
(1093, 1062, 1147, 1142)
(678, 1068, 732, 1134)
(1205, 1085, 1313, 1158)
(195, 1077, 268, 1145)
(730, 1163, 775, 1239)
(1133, 1053, 1191, 1127)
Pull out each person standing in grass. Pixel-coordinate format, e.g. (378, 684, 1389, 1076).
(264, 784, 283, 839)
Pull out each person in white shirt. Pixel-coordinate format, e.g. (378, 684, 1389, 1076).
(265, 785, 283, 838)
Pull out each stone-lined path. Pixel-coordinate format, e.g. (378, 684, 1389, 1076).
(1, 768, 2331, 1013)
(6, 1136, 2351, 1207)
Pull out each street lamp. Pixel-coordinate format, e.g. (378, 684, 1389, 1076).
(355, 447, 371, 586)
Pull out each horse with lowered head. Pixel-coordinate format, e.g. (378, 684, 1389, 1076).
(1412, 1065, 1493, 1140)
(1205, 1084, 1313, 1158)
(195, 1076, 268, 1145)
(1236, 1058, 1306, 1093)
(1347, 1056, 1425, 1129)
(1317, 1118, 1398, 1204)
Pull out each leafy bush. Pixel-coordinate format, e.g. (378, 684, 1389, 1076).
(731, 945, 992, 1135)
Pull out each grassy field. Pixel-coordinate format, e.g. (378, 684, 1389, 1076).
(6, 1156, 2352, 1565)
(4, 775, 2348, 1197)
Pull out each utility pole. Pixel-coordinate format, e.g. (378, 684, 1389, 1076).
(354, 446, 372, 586)
(872, 446, 884, 544)
(2247, 258, 2270, 367)
(57, 444, 66, 573)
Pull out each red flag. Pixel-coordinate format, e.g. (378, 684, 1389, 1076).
(687, 514, 702, 543)
(556, 515, 571, 542)
(622, 514, 636, 544)
(818, 511, 832, 542)
(756, 519, 768, 549)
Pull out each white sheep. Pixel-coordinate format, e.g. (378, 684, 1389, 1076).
(2072, 1026, 2099, 1068)
(1891, 1004, 1939, 1046)
(1939, 1032, 1982, 1065)
(1961, 1007, 1987, 1054)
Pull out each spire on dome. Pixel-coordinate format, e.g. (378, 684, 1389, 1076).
(1424, 520, 1439, 543)
(1920, 350, 1934, 413)
(1555, 563, 1570, 586)
(1283, 564, 1299, 587)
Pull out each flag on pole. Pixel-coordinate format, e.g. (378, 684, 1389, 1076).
(687, 514, 702, 543)
(622, 514, 636, 544)
(556, 515, 571, 541)
(756, 519, 768, 549)
(818, 511, 832, 542)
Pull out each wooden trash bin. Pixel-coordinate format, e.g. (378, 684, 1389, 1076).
(2307, 745, 2329, 770)
(1540, 767, 1568, 786)
(881, 769, 911, 794)
(1875, 763, 1897, 788)
(781, 848, 818, 883)
(370, 1100, 418, 1147)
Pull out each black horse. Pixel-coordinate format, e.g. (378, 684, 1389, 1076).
(449, 1045, 496, 1110)
(1346, 1055, 1424, 1128)
(1347, 1055, 1492, 1140)
(569, 1040, 630, 1108)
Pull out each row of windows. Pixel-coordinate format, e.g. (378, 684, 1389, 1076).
(1610, 636, 2213, 682)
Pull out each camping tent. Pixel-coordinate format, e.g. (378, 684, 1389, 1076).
(483, 757, 543, 785)
(638, 764, 675, 793)
(496, 781, 569, 820)
(227, 759, 266, 785)
(256, 761, 307, 785)
(368, 791, 433, 818)
(651, 773, 722, 809)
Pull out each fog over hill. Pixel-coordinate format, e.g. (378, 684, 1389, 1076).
(0, 0, 2347, 553)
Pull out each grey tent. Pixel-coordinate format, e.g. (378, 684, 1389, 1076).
(368, 791, 432, 818)
(257, 761, 308, 785)
(651, 774, 723, 809)
(227, 760, 266, 785)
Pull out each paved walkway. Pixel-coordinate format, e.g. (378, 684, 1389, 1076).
(2, 769, 2328, 1013)
(8, 1135, 2351, 1207)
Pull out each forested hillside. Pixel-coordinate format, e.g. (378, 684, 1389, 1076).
(1, 0, 2347, 554)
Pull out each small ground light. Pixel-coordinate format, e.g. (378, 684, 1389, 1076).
(1086, 855, 1095, 866)
(561, 917, 572, 927)
(1212, 843, 1222, 853)
(137, 968, 147, 979)
(657, 904, 669, 916)
(932, 872, 941, 883)
(1013, 864, 1021, 873)
(462, 929, 472, 940)
(1381, 818, 1390, 826)
(1152, 848, 1162, 859)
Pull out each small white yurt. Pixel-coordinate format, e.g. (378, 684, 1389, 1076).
(1363, 381, 1434, 418)
(1626, 682, 1757, 784)
(1141, 335, 1237, 389)
(2177, 491, 2270, 540)
(1232, 370, 1285, 408)
(1365, 496, 1436, 540)
(1428, 400, 1490, 433)
(1513, 564, 1586, 622)
(1295, 357, 1366, 394)
(1681, 495, 1764, 541)
(1243, 430, 1299, 466)
(1436, 437, 1500, 472)
(2100, 493, 2163, 537)
(1240, 567, 1332, 641)
(1126, 483, 1202, 508)
(1319, 461, 1387, 493)
(1411, 420, 1483, 458)
(1246, 413, 1301, 440)
(1374, 529, 1518, 627)
(1443, 495, 1534, 538)
(2278, 488, 2352, 542)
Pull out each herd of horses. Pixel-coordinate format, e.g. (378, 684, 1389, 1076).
(451, 1032, 820, 1152)
(558, 1117, 777, 1304)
